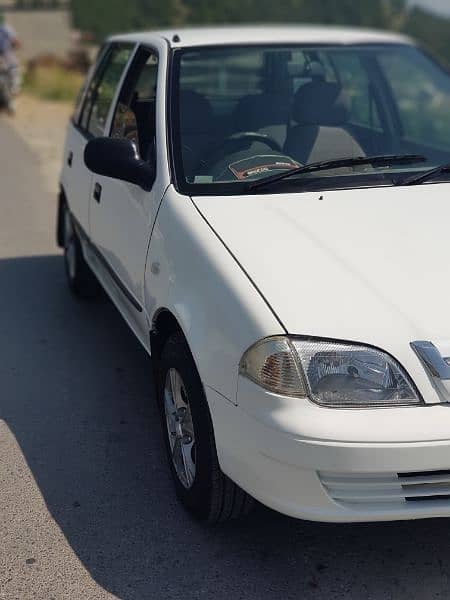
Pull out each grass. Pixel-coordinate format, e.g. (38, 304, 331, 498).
(23, 65, 84, 103)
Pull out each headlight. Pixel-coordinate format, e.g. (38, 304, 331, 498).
(239, 337, 422, 408)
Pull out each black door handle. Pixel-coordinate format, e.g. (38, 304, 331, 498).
(67, 151, 73, 167)
(93, 182, 102, 203)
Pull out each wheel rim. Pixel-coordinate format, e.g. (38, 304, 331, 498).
(164, 368, 196, 489)
(64, 210, 77, 281)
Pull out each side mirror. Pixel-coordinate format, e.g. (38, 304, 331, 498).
(84, 137, 155, 192)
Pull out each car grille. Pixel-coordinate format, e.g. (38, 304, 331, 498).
(319, 470, 450, 505)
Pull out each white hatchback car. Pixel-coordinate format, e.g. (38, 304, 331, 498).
(58, 26, 450, 524)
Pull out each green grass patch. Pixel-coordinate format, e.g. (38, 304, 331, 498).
(23, 66, 84, 103)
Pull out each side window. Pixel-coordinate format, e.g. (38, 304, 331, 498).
(331, 52, 382, 130)
(80, 45, 133, 137)
(110, 49, 158, 163)
(73, 44, 108, 123)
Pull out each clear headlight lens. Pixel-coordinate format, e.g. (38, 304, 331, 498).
(239, 337, 422, 407)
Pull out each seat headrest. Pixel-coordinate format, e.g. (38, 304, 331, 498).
(304, 61, 326, 81)
(234, 93, 291, 131)
(292, 81, 351, 127)
(179, 89, 214, 133)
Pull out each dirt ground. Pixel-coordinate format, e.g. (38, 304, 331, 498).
(8, 94, 73, 195)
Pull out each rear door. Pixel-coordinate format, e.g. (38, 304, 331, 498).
(62, 43, 134, 233)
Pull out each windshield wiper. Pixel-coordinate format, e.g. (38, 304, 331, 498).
(247, 154, 427, 192)
(395, 162, 450, 187)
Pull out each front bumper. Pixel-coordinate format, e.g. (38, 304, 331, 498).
(206, 378, 450, 522)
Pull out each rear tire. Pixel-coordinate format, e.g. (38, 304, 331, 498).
(158, 332, 254, 524)
(62, 203, 102, 299)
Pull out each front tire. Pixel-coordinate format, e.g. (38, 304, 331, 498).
(158, 333, 254, 524)
(62, 203, 101, 299)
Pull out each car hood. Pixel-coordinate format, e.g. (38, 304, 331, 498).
(194, 184, 450, 375)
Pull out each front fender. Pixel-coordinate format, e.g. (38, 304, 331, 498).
(145, 186, 283, 403)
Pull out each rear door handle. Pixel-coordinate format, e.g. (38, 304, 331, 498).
(67, 151, 73, 167)
(93, 182, 102, 203)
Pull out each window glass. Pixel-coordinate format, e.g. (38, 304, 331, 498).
(291, 51, 337, 92)
(176, 46, 369, 185)
(331, 52, 381, 129)
(379, 47, 450, 148)
(134, 54, 158, 99)
(110, 51, 158, 163)
(180, 49, 265, 100)
(81, 45, 133, 137)
(73, 75, 90, 123)
(79, 54, 105, 131)
(173, 44, 450, 194)
(73, 44, 107, 123)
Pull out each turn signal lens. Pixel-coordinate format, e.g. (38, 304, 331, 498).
(239, 337, 306, 397)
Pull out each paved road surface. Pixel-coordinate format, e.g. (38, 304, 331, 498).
(1, 118, 450, 600)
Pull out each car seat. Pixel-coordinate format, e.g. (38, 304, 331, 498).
(284, 78, 365, 164)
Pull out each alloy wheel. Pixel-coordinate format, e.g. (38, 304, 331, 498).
(164, 368, 196, 489)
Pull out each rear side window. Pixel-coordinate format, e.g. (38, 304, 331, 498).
(72, 45, 108, 123)
(79, 45, 133, 137)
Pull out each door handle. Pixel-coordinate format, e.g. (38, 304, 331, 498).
(93, 182, 102, 203)
(67, 151, 73, 167)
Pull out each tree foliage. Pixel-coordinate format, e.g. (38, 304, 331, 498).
(70, 0, 450, 65)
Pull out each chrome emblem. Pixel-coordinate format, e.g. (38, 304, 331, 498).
(411, 341, 450, 380)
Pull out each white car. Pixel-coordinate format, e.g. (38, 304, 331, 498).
(58, 26, 450, 524)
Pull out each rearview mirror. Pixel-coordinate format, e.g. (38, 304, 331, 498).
(84, 137, 155, 192)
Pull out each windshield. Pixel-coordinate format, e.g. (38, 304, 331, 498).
(171, 43, 450, 195)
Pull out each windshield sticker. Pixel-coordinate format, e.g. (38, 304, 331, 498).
(194, 175, 214, 183)
(229, 155, 301, 180)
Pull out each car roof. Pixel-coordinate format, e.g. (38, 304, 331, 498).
(109, 25, 414, 49)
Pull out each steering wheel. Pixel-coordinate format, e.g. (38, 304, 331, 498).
(224, 131, 282, 152)
(200, 131, 283, 172)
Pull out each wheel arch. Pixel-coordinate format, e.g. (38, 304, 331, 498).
(150, 308, 188, 366)
(150, 308, 203, 407)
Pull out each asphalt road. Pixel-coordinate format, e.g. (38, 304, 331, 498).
(1, 118, 450, 600)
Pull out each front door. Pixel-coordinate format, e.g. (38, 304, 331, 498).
(89, 47, 163, 345)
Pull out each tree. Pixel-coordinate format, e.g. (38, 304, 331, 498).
(69, 0, 450, 65)
(71, 0, 184, 39)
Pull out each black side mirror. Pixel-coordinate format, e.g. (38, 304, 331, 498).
(84, 137, 155, 192)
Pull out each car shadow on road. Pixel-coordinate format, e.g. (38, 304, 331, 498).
(1, 254, 450, 600)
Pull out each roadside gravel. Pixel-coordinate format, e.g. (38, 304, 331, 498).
(8, 94, 72, 194)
